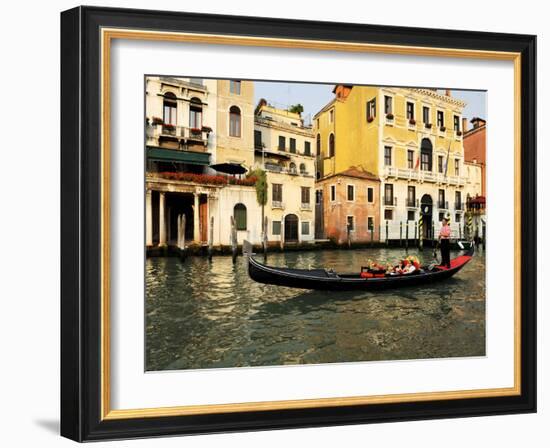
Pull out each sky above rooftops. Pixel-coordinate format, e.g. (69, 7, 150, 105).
(253, 80, 486, 127)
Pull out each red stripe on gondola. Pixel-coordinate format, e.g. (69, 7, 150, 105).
(436, 255, 472, 270)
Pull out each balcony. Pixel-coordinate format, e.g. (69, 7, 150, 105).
(263, 163, 311, 177)
(406, 198, 419, 208)
(150, 123, 210, 146)
(438, 200, 449, 210)
(301, 203, 312, 210)
(455, 202, 464, 211)
(272, 201, 284, 209)
(383, 196, 397, 206)
(384, 166, 466, 186)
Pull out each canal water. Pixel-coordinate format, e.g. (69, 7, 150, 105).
(146, 247, 486, 371)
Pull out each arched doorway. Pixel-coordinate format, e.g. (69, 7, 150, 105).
(420, 194, 433, 239)
(284, 214, 299, 243)
(420, 138, 433, 171)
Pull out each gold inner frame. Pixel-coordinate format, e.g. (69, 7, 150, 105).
(100, 28, 522, 421)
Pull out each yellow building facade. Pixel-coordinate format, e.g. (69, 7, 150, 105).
(315, 85, 468, 240)
(254, 103, 316, 244)
(215, 80, 256, 169)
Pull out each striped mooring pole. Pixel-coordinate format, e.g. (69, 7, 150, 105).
(467, 212, 473, 240)
(418, 215, 424, 250)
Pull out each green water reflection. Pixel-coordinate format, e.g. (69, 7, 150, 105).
(146, 248, 486, 371)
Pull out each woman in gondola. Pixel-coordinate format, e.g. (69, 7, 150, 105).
(439, 216, 451, 268)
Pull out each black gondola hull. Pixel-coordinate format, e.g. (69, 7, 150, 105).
(247, 248, 473, 291)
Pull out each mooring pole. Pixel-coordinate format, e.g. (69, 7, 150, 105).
(262, 216, 268, 257)
(207, 216, 213, 261)
(230, 216, 237, 263)
(385, 220, 389, 246)
(370, 226, 374, 246)
(399, 221, 403, 247)
(405, 221, 409, 250)
(419, 215, 424, 250)
(280, 218, 284, 251)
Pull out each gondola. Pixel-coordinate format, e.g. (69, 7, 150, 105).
(246, 242, 474, 291)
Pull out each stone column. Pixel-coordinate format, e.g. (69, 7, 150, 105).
(159, 191, 167, 247)
(145, 189, 153, 246)
(193, 193, 200, 243)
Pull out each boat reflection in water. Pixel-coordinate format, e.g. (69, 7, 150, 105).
(146, 247, 486, 371)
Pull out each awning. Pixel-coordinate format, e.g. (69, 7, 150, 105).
(470, 196, 486, 204)
(147, 146, 210, 165)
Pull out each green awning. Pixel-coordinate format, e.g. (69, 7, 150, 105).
(147, 146, 210, 165)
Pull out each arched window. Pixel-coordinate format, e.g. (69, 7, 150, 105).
(329, 133, 335, 157)
(420, 138, 433, 171)
(316, 134, 321, 156)
(163, 92, 177, 125)
(189, 97, 203, 130)
(299, 163, 306, 174)
(234, 203, 247, 230)
(289, 162, 297, 174)
(229, 106, 241, 137)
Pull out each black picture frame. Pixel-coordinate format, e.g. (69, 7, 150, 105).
(61, 5, 536, 442)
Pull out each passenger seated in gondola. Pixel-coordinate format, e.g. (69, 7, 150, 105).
(389, 256, 421, 275)
(360, 259, 386, 278)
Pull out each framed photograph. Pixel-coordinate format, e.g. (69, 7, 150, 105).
(61, 6, 536, 441)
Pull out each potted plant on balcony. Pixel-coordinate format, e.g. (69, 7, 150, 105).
(201, 125, 212, 133)
(386, 113, 394, 120)
(367, 116, 375, 123)
(439, 126, 446, 132)
(456, 130, 463, 136)
(409, 118, 416, 125)
(152, 116, 163, 126)
(190, 127, 202, 135)
(425, 122, 433, 129)
(163, 123, 175, 132)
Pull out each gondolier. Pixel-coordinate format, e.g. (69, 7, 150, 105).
(439, 215, 452, 269)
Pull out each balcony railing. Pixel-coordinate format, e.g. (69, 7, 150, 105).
(406, 198, 419, 208)
(438, 200, 449, 210)
(455, 202, 464, 211)
(150, 123, 210, 145)
(272, 200, 284, 209)
(301, 203, 312, 210)
(383, 196, 397, 206)
(263, 163, 311, 177)
(384, 166, 466, 186)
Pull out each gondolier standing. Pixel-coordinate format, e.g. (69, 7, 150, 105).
(439, 216, 451, 268)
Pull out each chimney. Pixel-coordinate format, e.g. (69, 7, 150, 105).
(462, 117, 468, 133)
(471, 117, 486, 129)
(445, 89, 451, 97)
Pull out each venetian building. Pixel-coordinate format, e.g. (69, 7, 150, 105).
(314, 85, 468, 242)
(144, 77, 262, 250)
(253, 101, 316, 244)
(463, 117, 487, 239)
